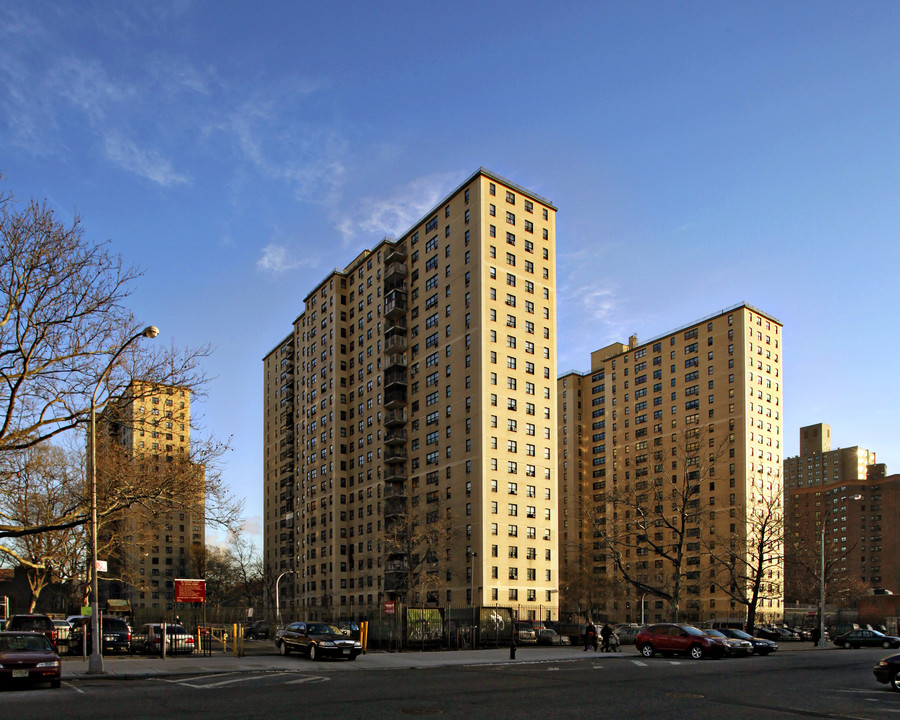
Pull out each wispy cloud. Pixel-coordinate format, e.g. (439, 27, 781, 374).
(103, 132, 190, 187)
(224, 79, 346, 204)
(255, 235, 322, 275)
(336, 171, 462, 243)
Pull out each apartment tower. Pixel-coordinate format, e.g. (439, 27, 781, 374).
(97, 381, 203, 613)
(558, 304, 784, 624)
(264, 169, 559, 619)
(784, 423, 898, 596)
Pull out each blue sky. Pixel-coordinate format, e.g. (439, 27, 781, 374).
(2, 1, 898, 547)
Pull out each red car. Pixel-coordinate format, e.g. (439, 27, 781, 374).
(635, 623, 726, 660)
(0, 631, 61, 688)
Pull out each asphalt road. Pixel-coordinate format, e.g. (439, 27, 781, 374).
(3, 646, 896, 719)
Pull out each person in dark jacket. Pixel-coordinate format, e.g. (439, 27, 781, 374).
(584, 622, 597, 652)
(600, 623, 613, 652)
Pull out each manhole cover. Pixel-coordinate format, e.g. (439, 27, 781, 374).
(665, 692, 704, 699)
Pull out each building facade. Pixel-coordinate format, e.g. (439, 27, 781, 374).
(784, 423, 899, 597)
(263, 169, 560, 620)
(97, 381, 204, 613)
(559, 304, 784, 625)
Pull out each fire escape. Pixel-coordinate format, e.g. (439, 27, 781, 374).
(382, 244, 409, 598)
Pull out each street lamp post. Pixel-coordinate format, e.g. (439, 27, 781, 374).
(275, 570, 296, 629)
(87, 326, 159, 674)
(818, 494, 862, 648)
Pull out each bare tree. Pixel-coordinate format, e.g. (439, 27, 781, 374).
(590, 426, 728, 622)
(383, 506, 453, 606)
(705, 483, 784, 633)
(0, 178, 241, 543)
(0, 444, 84, 610)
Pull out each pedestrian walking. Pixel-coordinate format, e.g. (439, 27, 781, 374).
(600, 623, 613, 652)
(584, 621, 597, 652)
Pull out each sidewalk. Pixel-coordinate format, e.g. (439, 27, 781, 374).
(61, 641, 828, 682)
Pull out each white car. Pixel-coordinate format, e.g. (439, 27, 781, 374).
(137, 623, 196, 654)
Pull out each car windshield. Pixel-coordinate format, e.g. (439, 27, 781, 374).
(730, 630, 752, 639)
(0, 634, 53, 652)
(871, 630, 886, 637)
(704, 629, 725, 637)
(9, 617, 50, 631)
(308, 624, 341, 636)
(683, 626, 705, 637)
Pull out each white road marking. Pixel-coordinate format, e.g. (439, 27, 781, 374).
(285, 675, 330, 685)
(632, 660, 648, 666)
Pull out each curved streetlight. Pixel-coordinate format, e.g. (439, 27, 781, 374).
(275, 570, 296, 629)
(818, 493, 862, 648)
(88, 326, 159, 674)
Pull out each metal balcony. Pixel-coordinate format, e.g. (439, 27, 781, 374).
(384, 429, 408, 445)
(384, 335, 408, 353)
(384, 410, 407, 426)
(385, 262, 408, 284)
(384, 392, 407, 410)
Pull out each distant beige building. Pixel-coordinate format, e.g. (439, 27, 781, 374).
(97, 381, 204, 613)
(264, 169, 560, 620)
(559, 304, 784, 624)
(784, 423, 899, 597)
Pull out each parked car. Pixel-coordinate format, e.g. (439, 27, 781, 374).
(873, 652, 900, 691)
(6, 614, 58, 651)
(52, 619, 71, 653)
(136, 623, 195, 655)
(718, 628, 778, 655)
(635, 623, 726, 660)
(833, 628, 900, 649)
(704, 628, 752, 656)
(244, 621, 272, 640)
(0, 631, 61, 688)
(69, 615, 131, 654)
(757, 626, 800, 642)
(536, 628, 570, 646)
(514, 621, 537, 644)
(275, 621, 362, 661)
(614, 624, 643, 645)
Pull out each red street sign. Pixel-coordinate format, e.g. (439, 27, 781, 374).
(384, 601, 395, 615)
(174, 578, 206, 603)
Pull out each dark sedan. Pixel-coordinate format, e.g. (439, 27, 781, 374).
(874, 653, 900, 691)
(718, 628, 778, 655)
(0, 631, 61, 688)
(275, 622, 361, 661)
(834, 628, 900, 649)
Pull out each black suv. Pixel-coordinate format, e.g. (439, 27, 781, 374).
(244, 621, 271, 640)
(6, 614, 58, 650)
(69, 615, 131, 654)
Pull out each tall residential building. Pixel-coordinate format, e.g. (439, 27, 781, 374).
(264, 169, 559, 620)
(784, 423, 898, 596)
(559, 303, 784, 625)
(96, 381, 204, 613)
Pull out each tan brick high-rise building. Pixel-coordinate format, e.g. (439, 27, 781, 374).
(559, 304, 784, 625)
(97, 381, 204, 613)
(784, 423, 899, 597)
(264, 169, 559, 620)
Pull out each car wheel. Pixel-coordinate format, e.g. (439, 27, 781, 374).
(884, 641, 892, 649)
(639, 643, 655, 658)
(309, 644, 318, 661)
(689, 645, 705, 660)
(892, 670, 900, 692)
(843, 641, 852, 649)
(279, 641, 290, 656)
